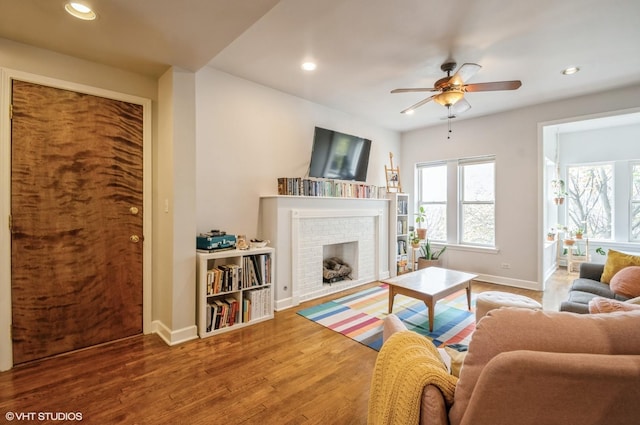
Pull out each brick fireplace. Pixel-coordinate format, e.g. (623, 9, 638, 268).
(259, 196, 390, 310)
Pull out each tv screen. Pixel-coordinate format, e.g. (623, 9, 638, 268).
(308, 127, 371, 182)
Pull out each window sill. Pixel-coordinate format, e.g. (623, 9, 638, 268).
(445, 244, 500, 254)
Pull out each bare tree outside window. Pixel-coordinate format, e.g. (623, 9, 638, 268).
(632, 164, 640, 240)
(417, 164, 446, 241)
(567, 164, 613, 240)
(461, 160, 495, 245)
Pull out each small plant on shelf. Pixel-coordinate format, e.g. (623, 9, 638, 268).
(573, 227, 584, 239)
(409, 231, 420, 248)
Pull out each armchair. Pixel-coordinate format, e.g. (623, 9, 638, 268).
(375, 308, 640, 425)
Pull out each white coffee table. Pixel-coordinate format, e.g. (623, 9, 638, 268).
(382, 267, 478, 332)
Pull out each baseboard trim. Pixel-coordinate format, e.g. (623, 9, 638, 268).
(152, 320, 199, 346)
(475, 274, 541, 291)
(275, 297, 294, 311)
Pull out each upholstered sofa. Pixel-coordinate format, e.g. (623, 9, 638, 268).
(560, 262, 630, 313)
(370, 308, 640, 425)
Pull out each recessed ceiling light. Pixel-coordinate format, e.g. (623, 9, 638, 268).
(561, 66, 580, 75)
(301, 62, 317, 71)
(65, 2, 97, 21)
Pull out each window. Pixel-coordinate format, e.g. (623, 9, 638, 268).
(632, 163, 640, 241)
(416, 156, 495, 246)
(416, 163, 446, 241)
(460, 159, 495, 246)
(567, 163, 613, 240)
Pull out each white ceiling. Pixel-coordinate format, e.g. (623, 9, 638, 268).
(1, 0, 640, 132)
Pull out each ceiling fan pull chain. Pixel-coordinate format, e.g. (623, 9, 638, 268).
(447, 107, 452, 139)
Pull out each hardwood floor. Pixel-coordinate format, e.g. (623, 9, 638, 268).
(0, 270, 573, 424)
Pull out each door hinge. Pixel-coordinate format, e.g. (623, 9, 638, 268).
(8, 214, 12, 230)
(9, 104, 13, 120)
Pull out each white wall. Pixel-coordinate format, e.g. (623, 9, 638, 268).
(153, 68, 199, 344)
(400, 83, 640, 289)
(560, 124, 640, 163)
(194, 67, 401, 238)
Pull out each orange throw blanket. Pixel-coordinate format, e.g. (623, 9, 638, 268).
(368, 331, 458, 425)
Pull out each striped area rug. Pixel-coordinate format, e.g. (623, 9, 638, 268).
(298, 283, 476, 351)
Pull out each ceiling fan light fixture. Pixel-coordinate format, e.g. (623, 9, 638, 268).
(65, 2, 96, 21)
(433, 89, 464, 107)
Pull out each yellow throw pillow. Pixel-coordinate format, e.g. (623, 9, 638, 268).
(601, 249, 640, 284)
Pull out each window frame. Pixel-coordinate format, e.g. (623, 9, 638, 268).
(630, 161, 640, 242)
(415, 161, 447, 242)
(415, 155, 496, 248)
(565, 161, 614, 241)
(458, 157, 496, 247)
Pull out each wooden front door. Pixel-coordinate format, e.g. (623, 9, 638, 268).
(10, 80, 144, 364)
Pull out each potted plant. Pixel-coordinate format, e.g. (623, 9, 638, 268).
(574, 227, 584, 239)
(417, 239, 447, 269)
(546, 230, 556, 241)
(414, 206, 427, 239)
(551, 179, 567, 205)
(409, 231, 420, 248)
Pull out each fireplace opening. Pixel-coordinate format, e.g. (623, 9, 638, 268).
(322, 241, 358, 284)
(323, 257, 352, 284)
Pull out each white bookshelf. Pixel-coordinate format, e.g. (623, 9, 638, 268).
(196, 247, 275, 338)
(387, 192, 409, 276)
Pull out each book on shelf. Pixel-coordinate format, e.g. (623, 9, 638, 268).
(243, 287, 272, 321)
(396, 198, 408, 214)
(206, 297, 240, 332)
(277, 177, 379, 199)
(206, 263, 243, 295)
(242, 254, 272, 288)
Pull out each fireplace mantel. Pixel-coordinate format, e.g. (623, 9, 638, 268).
(259, 196, 390, 310)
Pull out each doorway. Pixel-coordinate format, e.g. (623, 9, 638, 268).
(540, 109, 640, 286)
(3, 76, 152, 366)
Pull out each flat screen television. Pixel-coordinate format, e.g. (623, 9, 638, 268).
(308, 127, 371, 182)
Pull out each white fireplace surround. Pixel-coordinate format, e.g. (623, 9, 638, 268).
(259, 196, 390, 311)
(291, 208, 383, 304)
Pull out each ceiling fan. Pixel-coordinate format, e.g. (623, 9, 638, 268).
(392, 61, 522, 116)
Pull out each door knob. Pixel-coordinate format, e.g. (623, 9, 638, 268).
(129, 206, 139, 215)
(130, 235, 140, 243)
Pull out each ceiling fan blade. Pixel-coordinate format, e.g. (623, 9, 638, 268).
(451, 98, 471, 115)
(400, 94, 436, 114)
(449, 63, 481, 86)
(391, 87, 438, 94)
(464, 80, 522, 92)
